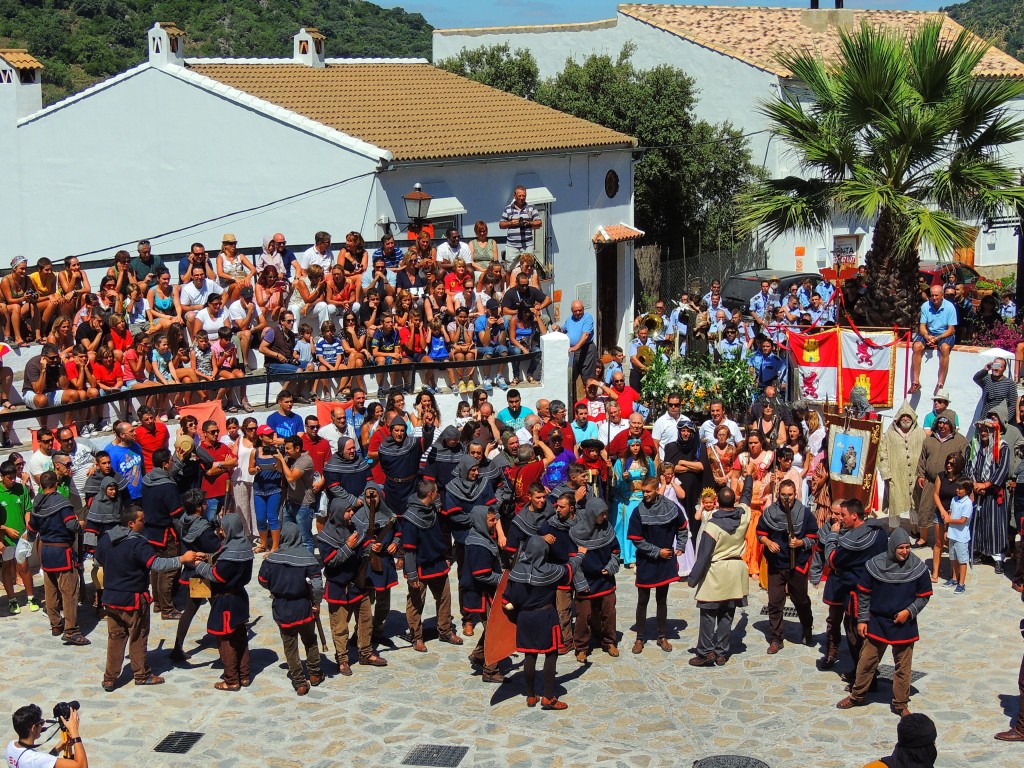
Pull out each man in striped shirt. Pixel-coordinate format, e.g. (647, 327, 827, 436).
(499, 185, 542, 259)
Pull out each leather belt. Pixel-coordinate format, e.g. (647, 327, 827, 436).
(389, 474, 417, 484)
(41, 541, 72, 548)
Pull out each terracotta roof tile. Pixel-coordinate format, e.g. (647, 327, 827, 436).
(187, 62, 637, 161)
(593, 223, 645, 243)
(158, 22, 186, 38)
(619, 5, 1024, 79)
(0, 49, 43, 70)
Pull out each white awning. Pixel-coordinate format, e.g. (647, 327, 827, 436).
(524, 186, 556, 205)
(426, 195, 467, 218)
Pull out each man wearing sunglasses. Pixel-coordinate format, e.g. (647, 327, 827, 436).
(197, 421, 237, 524)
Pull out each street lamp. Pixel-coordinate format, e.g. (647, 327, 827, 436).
(402, 183, 433, 232)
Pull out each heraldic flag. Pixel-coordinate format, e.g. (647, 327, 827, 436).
(786, 328, 838, 402)
(840, 329, 896, 407)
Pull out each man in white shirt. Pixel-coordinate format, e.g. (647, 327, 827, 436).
(27, 428, 56, 485)
(178, 265, 222, 327)
(56, 427, 95, 512)
(226, 286, 266, 367)
(435, 228, 472, 267)
(597, 400, 629, 446)
(297, 231, 334, 276)
(516, 414, 542, 447)
(651, 395, 683, 460)
(319, 407, 357, 455)
(699, 399, 742, 447)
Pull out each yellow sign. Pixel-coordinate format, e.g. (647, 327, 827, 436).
(855, 373, 871, 400)
(803, 337, 820, 363)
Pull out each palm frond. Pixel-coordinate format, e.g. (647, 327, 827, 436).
(896, 205, 976, 257)
(907, 21, 987, 104)
(833, 23, 912, 129)
(736, 176, 836, 240)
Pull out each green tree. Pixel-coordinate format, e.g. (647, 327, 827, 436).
(535, 44, 755, 254)
(436, 42, 539, 99)
(737, 20, 1024, 327)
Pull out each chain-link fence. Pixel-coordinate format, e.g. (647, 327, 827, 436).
(662, 239, 767, 302)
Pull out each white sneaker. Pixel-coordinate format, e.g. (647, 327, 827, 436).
(494, 375, 508, 390)
(482, 378, 493, 392)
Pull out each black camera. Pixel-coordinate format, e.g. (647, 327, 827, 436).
(53, 700, 79, 729)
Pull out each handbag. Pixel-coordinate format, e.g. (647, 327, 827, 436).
(189, 577, 212, 599)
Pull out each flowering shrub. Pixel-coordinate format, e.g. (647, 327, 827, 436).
(974, 320, 1023, 353)
(642, 352, 755, 419)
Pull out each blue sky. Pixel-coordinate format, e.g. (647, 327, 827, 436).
(378, 0, 948, 30)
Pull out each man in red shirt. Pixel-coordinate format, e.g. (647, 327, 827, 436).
(502, 423, 556, 515)
(598, 371, 641, 416)
(134, 405, 169, 473)
(538, 400, 575, 455)
(301, 414, 332, 531)
(606, 413, 657, 460)
(197, 420, 237, 522)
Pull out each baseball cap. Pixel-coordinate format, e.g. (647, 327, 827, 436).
(240, 286, 254, 300)
(485, 298, 500, 311)
(174, 435, 194, 453)
(256, 425, 276, 437)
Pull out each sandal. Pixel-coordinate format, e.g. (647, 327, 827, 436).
(0, 400, 11, 410)
(253, 545, 268, 554)
(214, 681, 241, 692)
(240, 401, 255, 413)
(908, 382, 921, 394)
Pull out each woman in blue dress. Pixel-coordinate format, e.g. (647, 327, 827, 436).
(612, 438, 656, 567)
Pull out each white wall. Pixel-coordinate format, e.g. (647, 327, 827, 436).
(852, 343, 1011, 437)
(8, 66, 381, 258)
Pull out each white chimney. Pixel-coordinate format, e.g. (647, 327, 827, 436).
(294, 28, 327, 68)
(148, 22, 186, 67)
(0, 50, 43, 121)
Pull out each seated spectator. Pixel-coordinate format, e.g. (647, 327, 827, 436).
(469, 220, 499, 271)
(447, 306, 478, 394)
(29, 257, 62, 340)
(177, 242, 216, 284)
(362, 254, 397, 305)
(21, 342, 83, 419)
(2, 255, 36, 347)
(215, 234, 256, 304)
(179, 264, 222, 330)
(911, 286, 956, 395)
(226, 285, 265, 370)
(371, 313, 407, 394)
(509, 305, 543, 385)
(395, 253, 429, 302)
(475, 298, 509, 392)
(255, 264, 290, 323)
(326, 264, 358, 319)
(290, 263, 332, 331)
(57, 255, 91, 318)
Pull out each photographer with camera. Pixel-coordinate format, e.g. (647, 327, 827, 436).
(7, 703, 88, 768)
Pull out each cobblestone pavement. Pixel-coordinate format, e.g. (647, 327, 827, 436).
(2, 548, 1022, 767)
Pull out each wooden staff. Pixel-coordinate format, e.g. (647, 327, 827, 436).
(785, 501, 796, 570)
(306, 578, 328, 652)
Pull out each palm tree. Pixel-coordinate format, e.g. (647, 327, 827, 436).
(738, 20, 1024, 327)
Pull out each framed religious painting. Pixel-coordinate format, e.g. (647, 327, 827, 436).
(824, 412, 882, 509)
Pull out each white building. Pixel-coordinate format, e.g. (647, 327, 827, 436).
(0, 23, 642, 353)
(434, 4, 1024, 273)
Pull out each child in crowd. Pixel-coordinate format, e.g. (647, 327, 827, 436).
(212, 326, 247, 412)
(294, 322, 316, 401)
(941, 479, 974, 594)
(190, 329, 215, 402)
(424, 318, 450, 393)
(315, 320, 345, 401)
(453, 400, 472, 429)
(149, 333, 178, 420)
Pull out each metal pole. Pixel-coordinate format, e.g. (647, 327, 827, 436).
(1015, 203, 1024, 320)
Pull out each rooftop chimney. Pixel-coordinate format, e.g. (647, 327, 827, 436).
(294, 28, 326, 68)
(801, 7, 855, 32)
(0, 49, 43, 120)
(148, 22, 186, 67)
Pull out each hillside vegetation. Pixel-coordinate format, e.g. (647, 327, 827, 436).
(943, 0, 1024, 62)
(0, 0, 433, 104)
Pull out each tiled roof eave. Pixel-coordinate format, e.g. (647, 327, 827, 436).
(389, 142, 637, 163)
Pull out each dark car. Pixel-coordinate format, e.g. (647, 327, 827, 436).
(720, 269, 823, 314)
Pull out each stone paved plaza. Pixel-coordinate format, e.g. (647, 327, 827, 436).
(3, 548, 1023, 768)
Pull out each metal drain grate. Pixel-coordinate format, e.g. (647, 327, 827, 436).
(402, 744, 469, 767)
(153, 732, 204, 754)
(759, 605, 799, 618)
(876, 664, 926, 683)
(693, 756, 770, 768)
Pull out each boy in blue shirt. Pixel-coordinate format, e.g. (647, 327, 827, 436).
(940, 479, 973, 594)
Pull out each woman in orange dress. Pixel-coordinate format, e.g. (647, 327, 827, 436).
(707, 424, 737, 490)
(732, 430, 775, 579)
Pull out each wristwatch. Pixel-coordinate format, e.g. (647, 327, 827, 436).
(69, 737, 82, 745)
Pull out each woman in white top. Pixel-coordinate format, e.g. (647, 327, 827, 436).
(447, 276, 485, 319)
(229, 415, 258, 541)
(806, 409, 826, 456)
(256, 234, 285, 277)
(193, 293, 231, 339)
(290, 263, 332, 329)
(216, 235, 256, 305)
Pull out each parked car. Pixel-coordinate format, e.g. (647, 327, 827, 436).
(918, 261, 988, 302)
(720, 269, 822, 314)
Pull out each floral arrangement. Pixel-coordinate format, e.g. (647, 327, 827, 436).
(641, 352, 755, 419)
(973, 320, 1023, 353)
